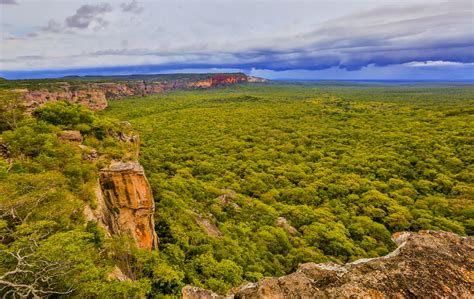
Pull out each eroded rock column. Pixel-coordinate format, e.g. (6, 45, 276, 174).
(99, 161, 159, 249)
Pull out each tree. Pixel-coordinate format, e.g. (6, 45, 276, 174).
(0, 91, 25, 132)
(0, 243, 76, 298)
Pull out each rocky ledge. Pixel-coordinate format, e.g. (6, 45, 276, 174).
(183, 230, 473, 298)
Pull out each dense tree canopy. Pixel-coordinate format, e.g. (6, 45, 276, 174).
(106, 84, 473, 294)
(1, 83, 472, 297)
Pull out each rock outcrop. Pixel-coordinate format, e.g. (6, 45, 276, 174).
(247, 76, 268, 83)
(98, 161, 159, 249)
(182, 230, 473, 298)
(210, 74, 248, 85)
(195, 217, 222, 237)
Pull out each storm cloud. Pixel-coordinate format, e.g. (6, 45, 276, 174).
(68, 0, 474, 71)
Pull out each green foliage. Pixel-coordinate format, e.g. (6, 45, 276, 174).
(34, 100, 122, 139)
(1, 84, 473, 296)
(105, 84, 473, 294)
(0, 90, 26, 132)
(35, 101, 94, 128)
(190, 253, 243, 294)
(0, 101, 148, 297)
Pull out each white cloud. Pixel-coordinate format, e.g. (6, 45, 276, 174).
(404, 61, 474, 67)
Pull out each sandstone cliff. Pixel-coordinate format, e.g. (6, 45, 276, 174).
(98, 161, 159, 249)
(182, 230, 473, 298)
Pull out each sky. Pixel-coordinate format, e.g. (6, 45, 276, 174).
(0, 0, 473, 80)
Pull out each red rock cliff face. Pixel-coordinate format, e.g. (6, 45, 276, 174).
(210, 74, 248, 85)
(188, 74, 249, 88)
(183, 230, 473, 298)
(98, 161, 159, 249)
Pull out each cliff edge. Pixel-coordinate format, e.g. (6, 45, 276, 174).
(183, 230, 473, 298)
(75, 123, 158, 250)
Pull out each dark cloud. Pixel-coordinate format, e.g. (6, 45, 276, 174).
(0, 0, 18, 5)
(284, 0, 474, 70)
(121, 0, 143, 14)
(40, 4, 113, 34)
(40, 3, 113, 34)
(210, 0, 472, 71)
(65, 3, 113, 29)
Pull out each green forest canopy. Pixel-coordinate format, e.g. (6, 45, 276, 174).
(105, 84, 473, 294)
(0, 83, 473, 297)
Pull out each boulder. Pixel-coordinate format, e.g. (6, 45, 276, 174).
(58, 130, 83, 143)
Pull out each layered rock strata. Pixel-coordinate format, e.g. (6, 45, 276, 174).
(60, 128, 158, 250)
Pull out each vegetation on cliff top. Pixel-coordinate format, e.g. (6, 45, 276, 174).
(0, 99, 158, 297)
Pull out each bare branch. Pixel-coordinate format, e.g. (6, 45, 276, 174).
(0, 243, 76, 298)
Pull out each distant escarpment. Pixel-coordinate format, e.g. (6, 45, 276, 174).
(183, 230, 473, 298)
(7, 73, 261, 112)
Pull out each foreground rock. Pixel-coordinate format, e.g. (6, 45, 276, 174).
(98, 161, 159, 249)
(183, 230, 473, 298)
